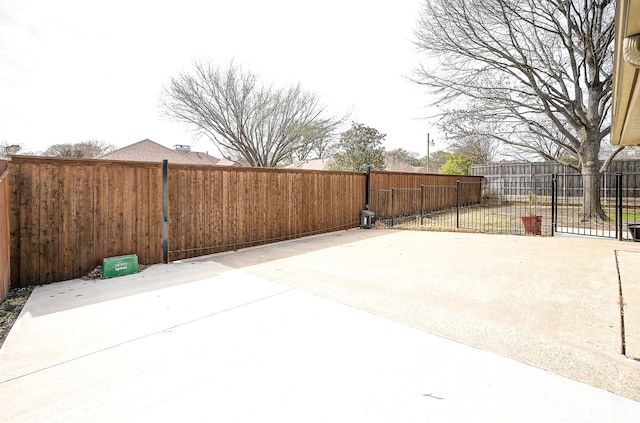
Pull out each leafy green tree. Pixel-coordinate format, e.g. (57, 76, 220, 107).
(330, 123, 386, 171)
(440, 153, 472, 175)
(423, 150, 450, 173)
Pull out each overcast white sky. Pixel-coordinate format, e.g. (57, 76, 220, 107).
(0, 0, 440, 158)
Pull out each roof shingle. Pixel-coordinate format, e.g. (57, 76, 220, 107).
(99, 139, 221, 165)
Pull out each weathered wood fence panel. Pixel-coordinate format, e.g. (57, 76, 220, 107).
(471, 161, 640, 197)
(167, 165, 366, 261)
(10, 157, 163, 287)
(0, 161, 10, 301)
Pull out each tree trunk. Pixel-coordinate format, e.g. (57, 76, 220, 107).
(580, 143, 606, 221)
(581, 167, 606, 221)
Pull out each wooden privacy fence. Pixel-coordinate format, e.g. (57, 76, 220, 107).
(369, 171, 482, 218)
(8, 157, 483, 288)
(0, 161, 11, 301)
(8, 157, 366, 287)
(167, 165, 365, 261)
(10, 157, 164, 287)
(472, 161, 640, 198)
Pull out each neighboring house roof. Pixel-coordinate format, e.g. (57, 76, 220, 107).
(98, 139, 221, 165)
(215, 158, 239, 167)
(185, 151, 220, 165)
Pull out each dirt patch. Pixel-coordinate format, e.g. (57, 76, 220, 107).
(0, 286, 34, 348)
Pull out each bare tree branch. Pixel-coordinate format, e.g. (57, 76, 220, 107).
(43, 139, 114, 158)
(161, 61, 345, 167)
(413, 0, 617, 218)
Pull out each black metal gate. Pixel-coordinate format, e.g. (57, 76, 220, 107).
(552, 172, 640, 240)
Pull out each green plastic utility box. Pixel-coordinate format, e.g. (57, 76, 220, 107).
(102, 254, 139, 279)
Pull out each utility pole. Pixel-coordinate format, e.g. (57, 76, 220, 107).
(426, 133, 435, 173)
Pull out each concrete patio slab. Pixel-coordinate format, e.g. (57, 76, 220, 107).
(616, 249, 640, 359)
(199, 229, 640, 402)
(1, 229, 639, 422)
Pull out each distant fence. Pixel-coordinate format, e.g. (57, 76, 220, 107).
(369, 172, 482, 219)
(471, 161, 640, 198)
(376, 172, 639, 239)
(0, 161, 10, 301)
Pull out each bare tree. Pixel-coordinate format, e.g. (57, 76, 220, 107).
(0, 142, 22, 157)
(43, 139, 114, 158)
(161, 61, 344, 168)
(386, 148, 422, 171)
(439, 111, 502, 164)
(282, 120, 339, 165)
(414, 0, 620, 219)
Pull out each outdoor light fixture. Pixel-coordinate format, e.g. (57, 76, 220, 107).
(623, 34, 640, 66)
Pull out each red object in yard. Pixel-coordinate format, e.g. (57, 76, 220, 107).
(521, 215, 542, 235)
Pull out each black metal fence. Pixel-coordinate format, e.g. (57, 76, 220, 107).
(370, 173, 640, 240)
(553, 173, 640, 240)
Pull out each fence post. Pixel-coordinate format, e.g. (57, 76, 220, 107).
(551, 174, 557, 236)
(603, 172, 608, 206)
(616, 172, 623, 241)
(456, 180, 460, 228)
(420, 184, 425, 226)
(563, 165, 567, 199)
(365, 165, 371, 211)
(162, 160, 170, 263)
(391, 187, 395, 227)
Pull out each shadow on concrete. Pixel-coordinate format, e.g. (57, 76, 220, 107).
(187, 228, 390, 269)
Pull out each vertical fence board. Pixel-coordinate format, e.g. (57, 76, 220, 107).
(148, 166, 163, 264)
(60, 164, 78, 280)
(121, 167, 136, 257)
(38, 162, 58, 283)
(76, 164, 95, 276)
(0, 163, 11, 300)
(107, 166, 123, 258)
(9, 163, 21, 286)
(94, 164, 109, 265)
(19, 162, 40, 286)
(211, 169, 223, 254)
(135, 167, 150, 264)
